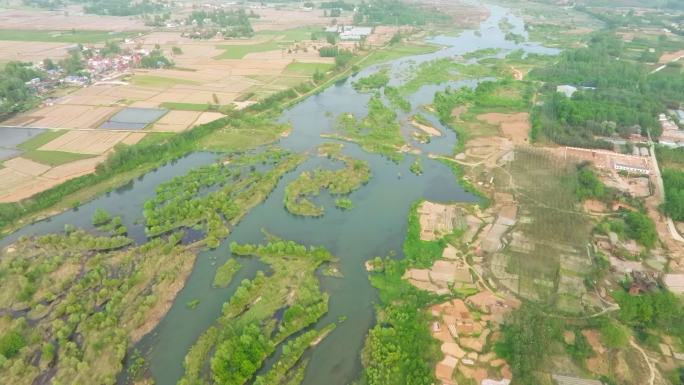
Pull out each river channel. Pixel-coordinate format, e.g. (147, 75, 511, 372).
(2, 4, 559, 385)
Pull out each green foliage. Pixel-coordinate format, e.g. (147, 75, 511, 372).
(81, 0, 164, 16)
(211, 323, 272, 385)
(140, 49, 173, 68)
(613, 289, 684, 341)
(16, 130, 66, 151)
(335, 49, 355, 69)
(92, 208, 111, 226)
(214, 259, 241, 288)
(600, 320, 629, 349)
(186, 9, 255, 38)
(662, 169, 684, 221)
(0, 331, 26, 359)
(335, 197, 354, 210)
(284, 150, 371, 216)
(186, 299, 200, 310)
(409, 157, 423, 175)
(353, 70, 390, 92)
(336, 97, 405, 161)
(403, 201, 445, 267)
(564, 329, 594, 364)
(0, 61, 43, 119)
(319, 45, 339, 58)
(384, 86, 411, 112)
(623, 210, 657, 248)
(575, 163, 606, 200)
(531, 33, 684, 147)
(144, 149, 303, 238)
(354, 0, 450, 25)
(494, 304, 563, 385)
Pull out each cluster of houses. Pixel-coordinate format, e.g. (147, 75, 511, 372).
(325, 25, 373, 41)
(658, 112, 684, 147)
(24, 46, 154, 96)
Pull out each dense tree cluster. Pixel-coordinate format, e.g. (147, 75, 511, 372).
(76, 0, 165, 16)
(186, 9, 256, 38)
(663, 169, 684, 221)
(613, 288, 684, 341)
(0, 61, 43, 120)
(531, 33, 684, 147)
(353, 0, 449, 25)
(495, 304, 563, 385)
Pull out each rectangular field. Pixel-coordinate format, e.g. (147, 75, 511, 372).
(214, 41, 281, 60)
(22, 150, 94, 166)
(0, 29, 135, 43)
(39, 130, 132, 155)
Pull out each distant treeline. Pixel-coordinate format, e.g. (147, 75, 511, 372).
(186, 9, 256, 38)
(530, 33, 684, 148)
(353, 0, 450, 25)
(73, 0, 166, 16)
(0, 62, 43, 121)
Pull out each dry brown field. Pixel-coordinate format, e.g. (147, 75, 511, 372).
(476, 112, 530, 145)
(0, 40, 71, 63)
(0, 5, 148, 31)
(39, 130, 131, 154)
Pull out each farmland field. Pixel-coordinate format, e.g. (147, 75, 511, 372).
(21, 150, 95, 166)
(0, 29, 136, 43)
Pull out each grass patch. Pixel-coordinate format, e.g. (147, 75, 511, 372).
(364, 42, 441, 67)
(335, 96, 406, 162)
(214, 41, 281, 60)
(198, 117, 287, 153)
(257, 26, 324, 42)
(159, 102, 212, 112)
(213, 259, 241, 288)
(0, 29, 135, 43)
(284, 62, 334, 76)
(22, 150, 94, 166)
(16, 130, 66, 151)
(284, 144, 371, 216)
(131, 75, 200, 88)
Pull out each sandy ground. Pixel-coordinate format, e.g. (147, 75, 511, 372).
(2, 157, 51, 176)
(5, 104, 119, 129)
(0, 154, 106, 202)
(0, 5, 148, 31)
(476, 113, 530, 145)
(560, 146, 652, 172)
(411, 118, 442, 136)
(39, 130, 130, 154)
(418, 201, 460, 241)
(659, 50, 684, 64)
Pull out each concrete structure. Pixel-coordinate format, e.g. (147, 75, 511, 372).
(664, 273, 684, 293)
(552, 374, 603, 385)
(556, 85, 578, 98)
(676, 109, 684, 124)
(613, 162, 650, 175)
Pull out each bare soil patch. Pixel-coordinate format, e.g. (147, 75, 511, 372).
(39, 130, 130, 155)
(659, 49, 684, 64)
(151, 110, 202, 132)
(3, 157, 51, 176)
(476, 112, 530, 145)
(410, 118, 442, 136)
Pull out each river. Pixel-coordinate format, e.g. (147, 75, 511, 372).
(2, 4, 558, 385)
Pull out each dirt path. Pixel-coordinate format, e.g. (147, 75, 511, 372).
(630, 338, 656, 385)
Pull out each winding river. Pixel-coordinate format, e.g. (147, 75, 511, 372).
(2, 5, 559, 385)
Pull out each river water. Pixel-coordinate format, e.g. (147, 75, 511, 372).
(2, 4, 559, 385)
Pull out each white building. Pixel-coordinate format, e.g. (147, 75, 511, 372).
(556, 84, 578, 98)
(613, 162, 650, 175)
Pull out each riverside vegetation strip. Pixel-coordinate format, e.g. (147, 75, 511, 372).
(0, 148, 305, 384)
(175, 239, 337, 385)
(283, 143, 371, 217)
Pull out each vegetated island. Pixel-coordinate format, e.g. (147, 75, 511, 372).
(283, 143, 371, 216)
